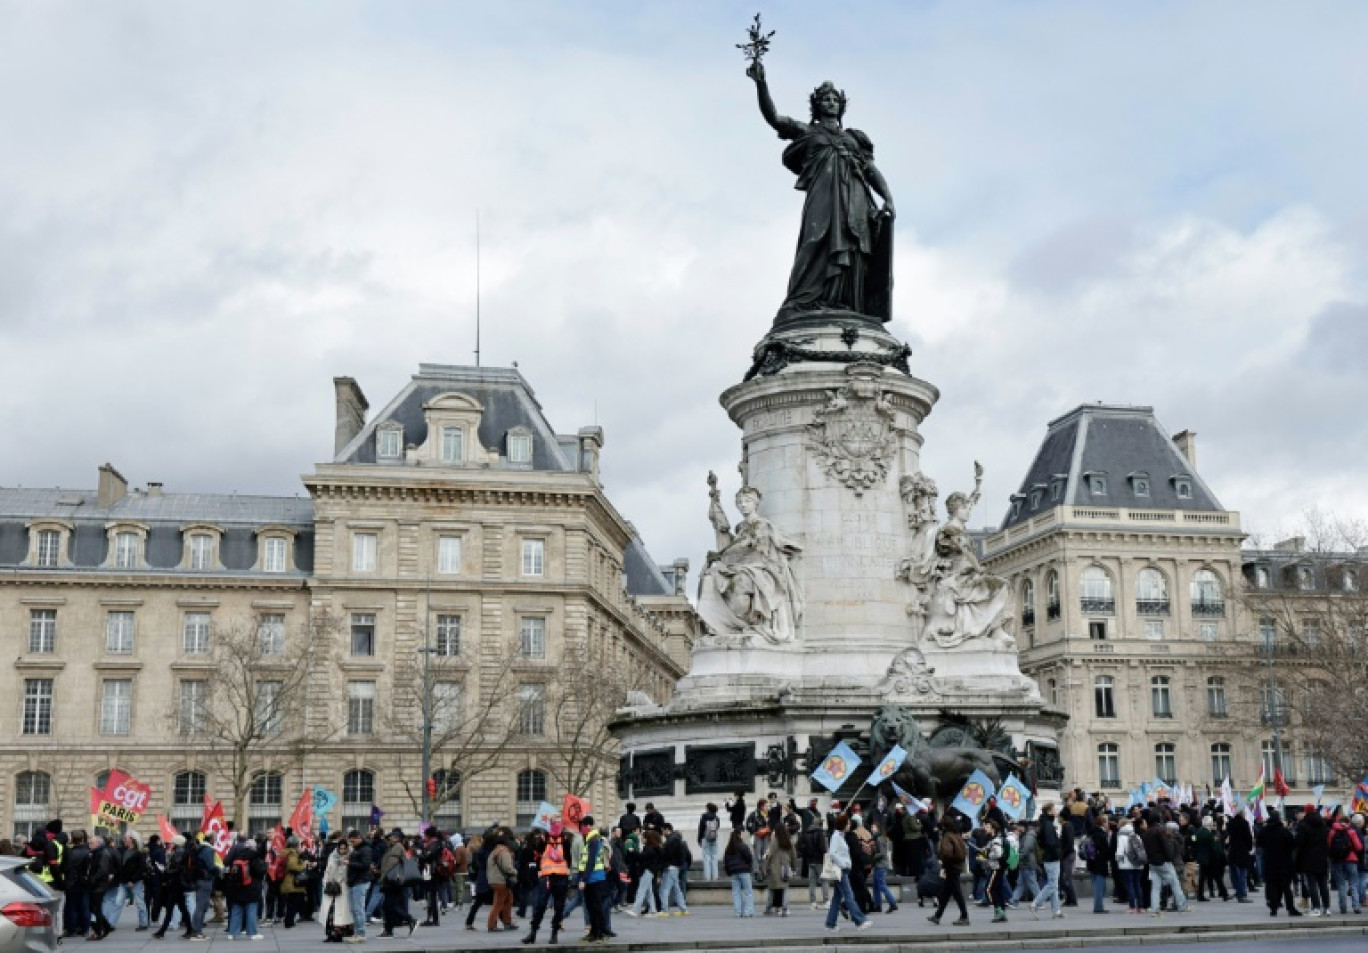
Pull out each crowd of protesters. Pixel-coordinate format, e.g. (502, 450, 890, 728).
(8, 786, 1367, 945)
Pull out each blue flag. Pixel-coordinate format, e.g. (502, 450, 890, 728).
(369, 804, 384, 828)
(812, 742, 863, 793)
(1127, 790, 1145, 808)
(870, 745, 908, 785)
(891, 781, 930, 812)
(997, 774, 1031, 821)
(951, 769, 996, 819)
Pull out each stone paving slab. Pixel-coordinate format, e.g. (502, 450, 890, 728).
(84, 901, 1368, 953)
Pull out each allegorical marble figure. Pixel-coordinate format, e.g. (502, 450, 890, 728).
(898, 463, 1015, 652)
(697, 475, 804, 645)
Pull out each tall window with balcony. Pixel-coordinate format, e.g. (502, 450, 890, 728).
(1135, 568, 1170, 616)
(1155, 743, 1177, 784)
(1190, 569, 1224, 617)
(1098, 743, 1121, 788)
(1081, 566, 1115, 616)
(1259, 617, 1278, 653)
(1260, 684, 1288, 727)
(1046, 570, 1061, 621)
(1094, 676, 1116, 718)
(1151, 676, 1173, 718)
(28, 609, 56, 654)
(1210, 743, 1232, 784)
(1260, 740, 1284, 780)
(1020, 578, 1035, 630)
(1305, 750, 1334, 785)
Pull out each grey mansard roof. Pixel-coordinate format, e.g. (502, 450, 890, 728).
(1001, 404, 1224, 529)
(0, 486, 314, 573)
(336, 364, 577, 471)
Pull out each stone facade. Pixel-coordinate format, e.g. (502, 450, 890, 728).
(984, 403, 1358, 802)
(0, 364, 693, 840)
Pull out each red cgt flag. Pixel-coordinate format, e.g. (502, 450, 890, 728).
(561, 794, 590, 829)
(158, 815, 179, 843)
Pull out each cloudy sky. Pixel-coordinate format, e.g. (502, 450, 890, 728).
(3, 0, 1366, 575)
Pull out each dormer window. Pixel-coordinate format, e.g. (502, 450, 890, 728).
(25, 520, 73, 568)
(1298, 566, 1314, 591)
(1344, 568, 1359, 592)
(440, 426, 465, 463)
(36, 530, 61, 567)
(1009, 495, 1024, 520)
(376, 426, 403, 460)
(508, 430, 533, 465)
(105, 522, 149, 570)
(1254, 566, 1270, 589)
(1084, 472, 1107, 496)
(1050, 478, 1064, 502)
(1029, 488, 1043, 509)
(1129, 472, 1151, 497)
(1171, 475, 1193, 499)
(256, 526, 297, 573)
(188, 535, 214, 570)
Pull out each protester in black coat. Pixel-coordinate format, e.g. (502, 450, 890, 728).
(1294, 808, 1331, 913)
(1256, 810, 1300, 917)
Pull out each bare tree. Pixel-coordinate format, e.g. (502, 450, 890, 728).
(1235, 519, 1368, 783)
(168, 609, 341, 827)
(538, 639, 647, 798)
(384, 635, 526, 823)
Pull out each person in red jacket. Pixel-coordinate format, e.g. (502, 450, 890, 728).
(1327, 808, 1363, 915)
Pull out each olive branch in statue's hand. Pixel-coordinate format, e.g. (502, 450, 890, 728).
(738, 12, 775, 79)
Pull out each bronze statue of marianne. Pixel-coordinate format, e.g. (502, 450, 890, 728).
(748, 60, 896, 325)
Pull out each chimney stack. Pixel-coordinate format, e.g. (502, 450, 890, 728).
(146, 482, 164, 498)
(97, 463, 128, 508)
(333, 377, 369, 455)
(1172, 430, 1197, 469)
(578, 426, 604, 482)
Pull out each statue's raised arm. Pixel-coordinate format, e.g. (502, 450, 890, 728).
(747, 61, 786, 133)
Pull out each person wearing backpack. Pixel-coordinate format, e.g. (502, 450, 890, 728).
(692, 803, 720, 881)
(1115, 818, 1147, 913)
(1083, 817, 1114, 913)
(927, 814, 970, 926)
(222, 834, 264, 939)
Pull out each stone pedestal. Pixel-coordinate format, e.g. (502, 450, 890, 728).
(611, 315, 1063, 820)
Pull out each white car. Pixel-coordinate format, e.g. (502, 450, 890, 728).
(0, 857, 57, 953)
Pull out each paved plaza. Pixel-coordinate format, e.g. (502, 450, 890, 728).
(88, 901, 1368, 953)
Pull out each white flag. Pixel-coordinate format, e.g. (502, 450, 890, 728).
(1221, 777, 1237, 817)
